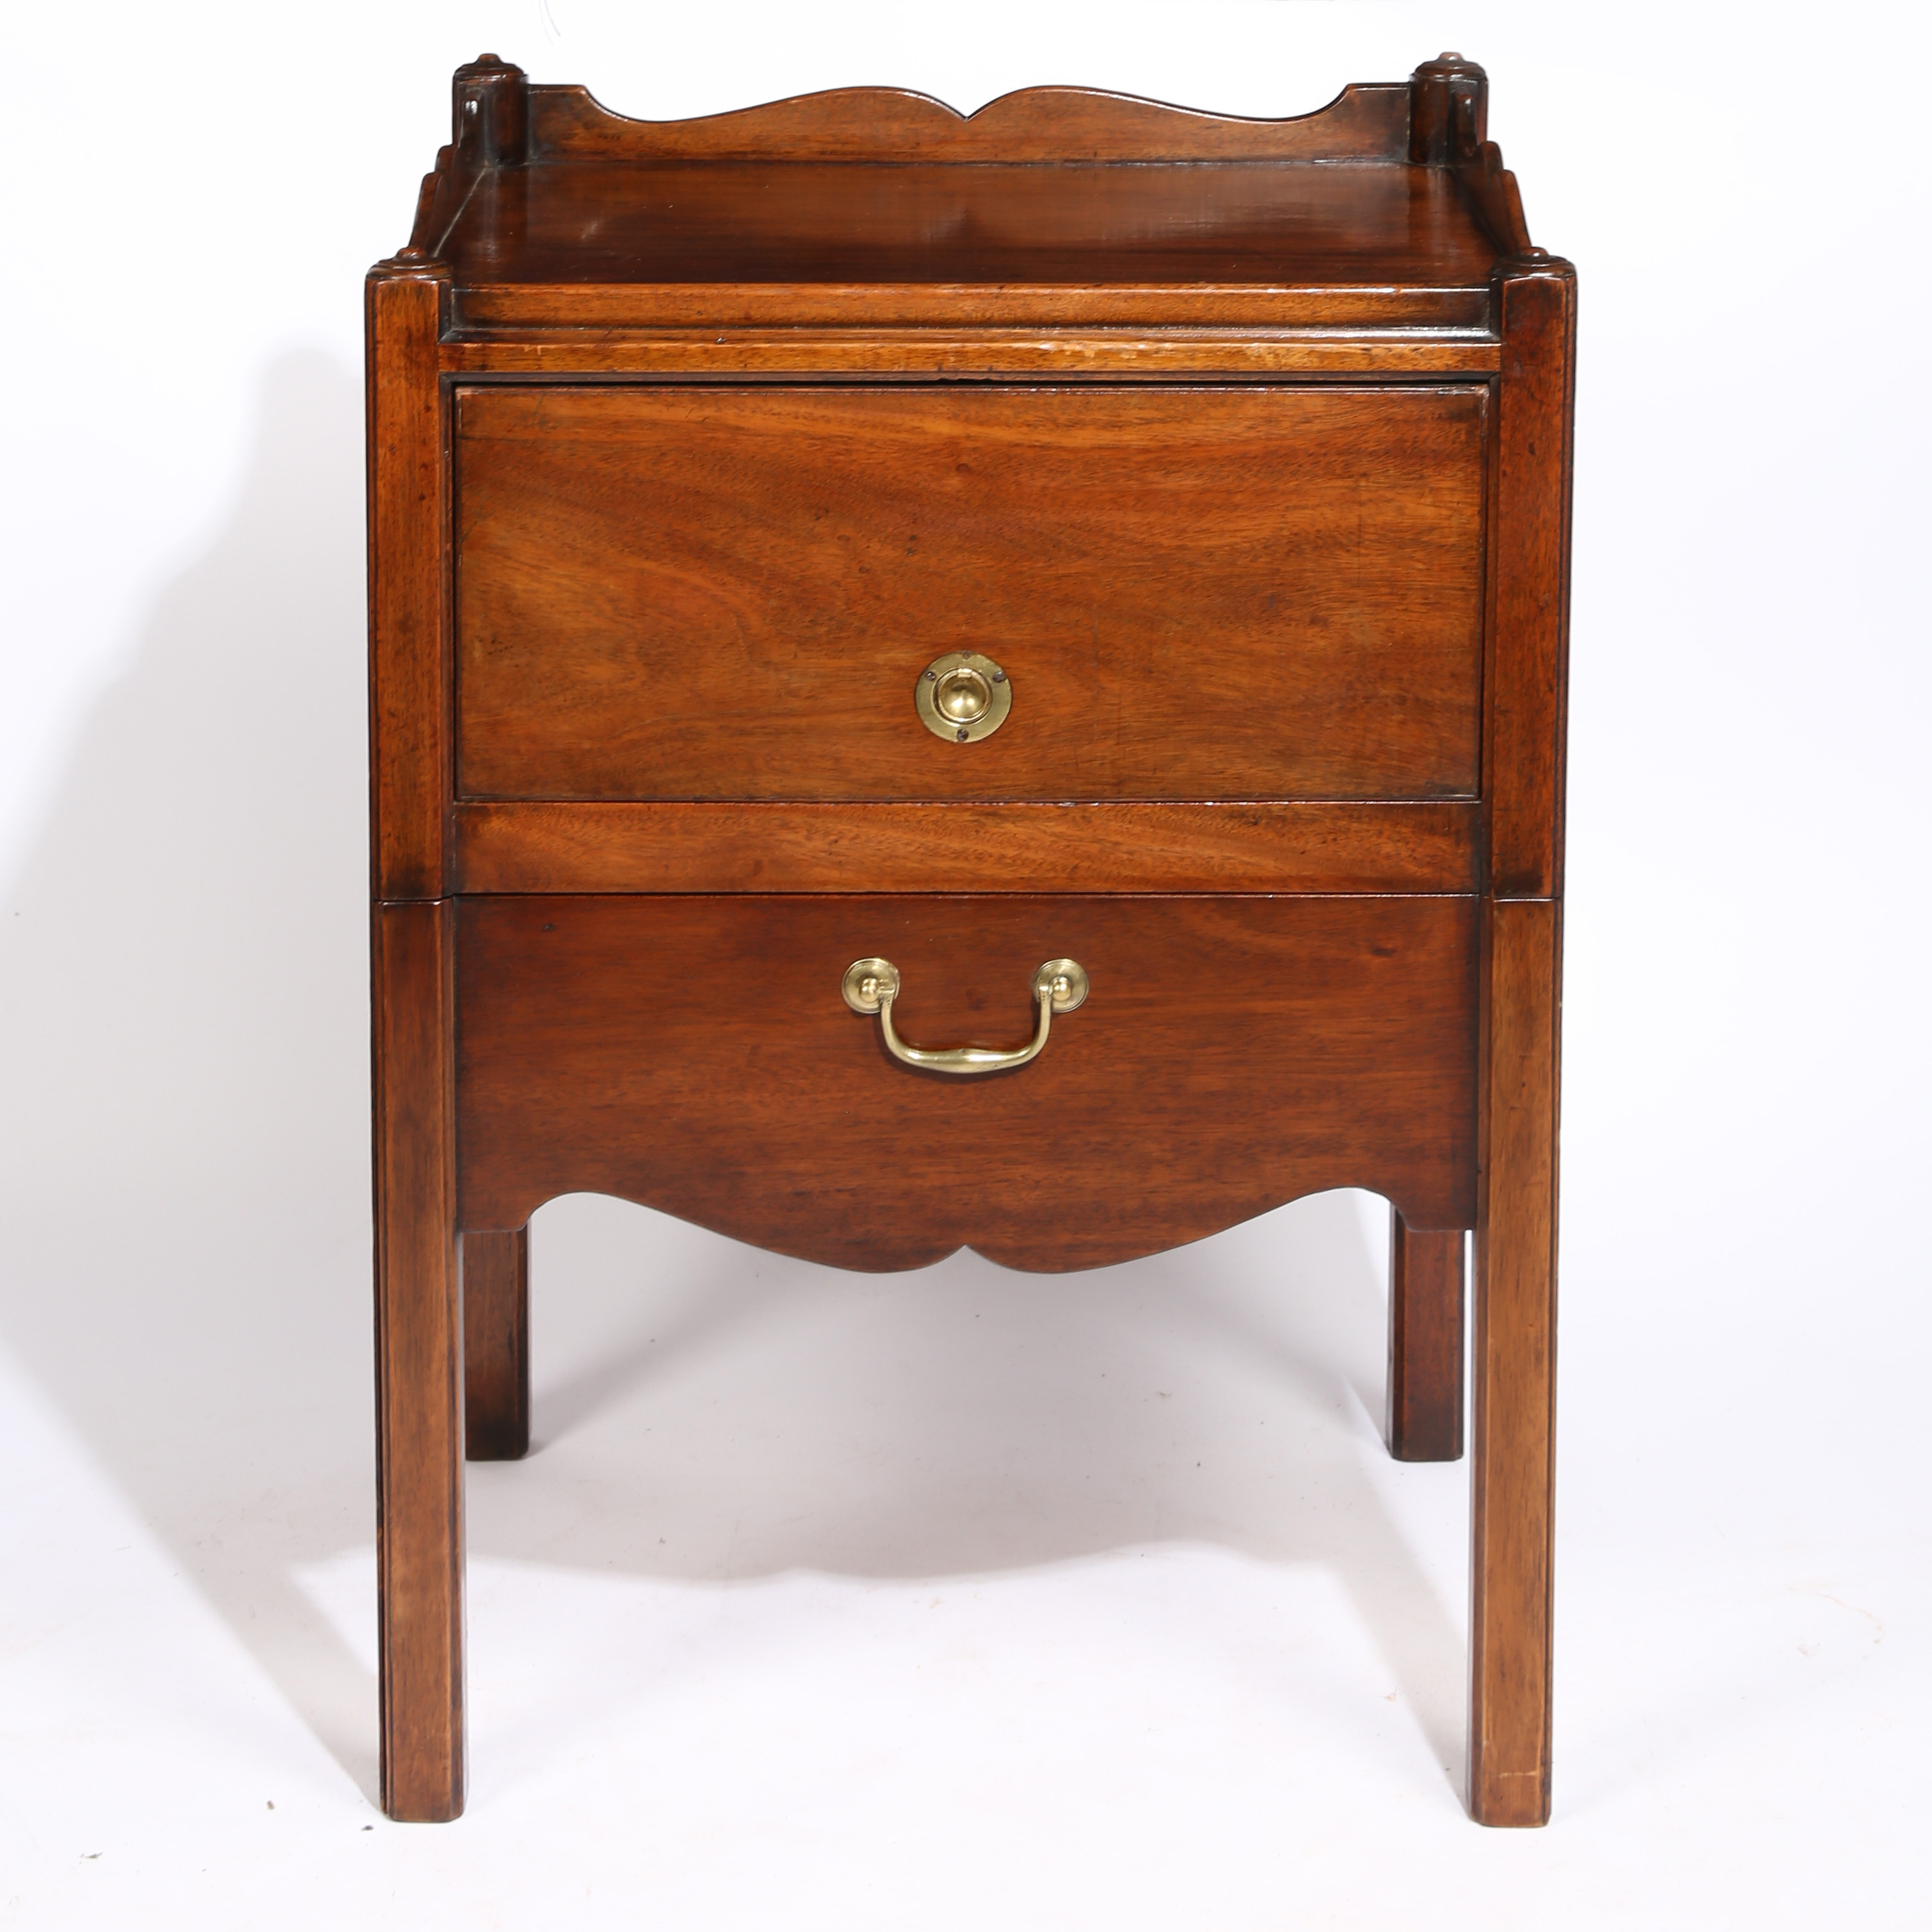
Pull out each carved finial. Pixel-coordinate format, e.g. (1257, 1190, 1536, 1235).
(1409, 52, 1488, 164)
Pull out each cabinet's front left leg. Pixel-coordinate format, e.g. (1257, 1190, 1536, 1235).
(1387, 1210, 1465, 1462)
(463, 1228, 530, 1461)
(374, 900, 466, 1822)
(1468, 897, 1561, 1827)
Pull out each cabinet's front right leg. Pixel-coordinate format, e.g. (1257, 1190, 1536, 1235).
(373, 900, 466, 1822)
(1468, 897, 1561, 1827)
(463, 1228, 530, 1461)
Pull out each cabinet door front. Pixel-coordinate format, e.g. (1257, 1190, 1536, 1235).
(453, 892, 1479, 1268)
(455, 384, 1486, 804)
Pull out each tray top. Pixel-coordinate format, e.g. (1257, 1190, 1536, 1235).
(442, 159, 1500, 291)
(402, 55, 1537, 316)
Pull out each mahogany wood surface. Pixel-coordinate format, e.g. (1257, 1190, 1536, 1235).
(1405, 53, 1530, 257)
(1409, 54, 1488, 165)
(443, 162, 1496, 295)
(1468, 897, 1561, 1826)
(1457, 146, 1534, 260)
(454, 894, 1479, 1266)
(368, 49, 1572, 1826)
(372, 901, 464, 1821)
(461, 1229, 529, 1461)
(421, 58, 1525, 335)
(455, 385, 1486, 805)
(366, 264, 453, 901)
(454, 283, 1495, 332)
(1387, 1213, 1466, 1462)
(1487, 265, 1577, 899)
(441, 332, 1504, 379)
(526, 78, 1414, 164)
(449, 800, 1480, 896)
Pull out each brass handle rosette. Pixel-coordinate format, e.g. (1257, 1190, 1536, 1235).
(915, 650, 1012, 743)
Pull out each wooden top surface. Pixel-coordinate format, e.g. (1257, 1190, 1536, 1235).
(441, 157, 1499, 291)
(405, 65, 1532, 311)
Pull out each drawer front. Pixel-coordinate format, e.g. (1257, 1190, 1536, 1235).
(455, 385, 1486, 804)
(454, 894, 1477, 1268)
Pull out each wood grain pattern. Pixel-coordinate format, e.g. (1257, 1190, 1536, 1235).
(1408, 53, 1487, 165)
(425, 68, 1509, 334)
(454, 894, 1479, 1267)
(410, 55, 528, 255)
(462, 1228, 529, 1461)
(455, 384, 1487, 804)
(1468, 897, 1561, 1826)
(1404, 52, 1532, 255)
(454, 54, 527, 167)
(450, 800, 1479, 896)
(371, 49, 1576, 1827)
(441, 160, 1497, 327)
(526, 79, 1411, 164)
(409, 155, 473, 260)
(454, 284, 1495, 331)
(1458, 146, 1534, 258)
(367, 261, 452, 901)
(1486, 262, 1576, 898)
(373, 901, 465, 1820)
(441, 331, 1503, 378)
(1387, 1212, 1466, 1461)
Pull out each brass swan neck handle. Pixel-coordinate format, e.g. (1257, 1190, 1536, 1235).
(841, 956, 1089, 1075)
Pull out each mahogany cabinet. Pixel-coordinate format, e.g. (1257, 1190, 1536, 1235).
(367, 51, 1573, 1826)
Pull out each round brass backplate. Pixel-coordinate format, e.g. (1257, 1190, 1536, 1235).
(840, 956, 902, 1014)
(915, 650, 1012, 743)
(1031, 958, 1090, 1013)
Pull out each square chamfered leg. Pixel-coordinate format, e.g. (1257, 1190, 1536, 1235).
(1468, 897, 1561, 1827)
(1386, 1210, 1466, 1462)
(462, 1228, 530, 1461)
(373, 901, 466, 1822)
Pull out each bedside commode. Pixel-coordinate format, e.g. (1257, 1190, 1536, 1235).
(367, 51, 1573, 1825)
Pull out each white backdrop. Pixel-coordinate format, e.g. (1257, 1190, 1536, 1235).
(2, 3, 1927, 1926)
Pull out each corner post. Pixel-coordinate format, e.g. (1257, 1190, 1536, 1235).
(1468, 898, 1562, 1826)
(453, 53, 529, 167)
(1485, 258, 1577, 903)
(366, 254, 452, 902)
(373, 900, 464, 1822)
(369, 246, 464, 1818)
(1468, 253, 1575, 1827)
(1409, 52, 1487, 164)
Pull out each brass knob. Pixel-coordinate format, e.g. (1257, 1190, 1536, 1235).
(915, 650, 1012, 743)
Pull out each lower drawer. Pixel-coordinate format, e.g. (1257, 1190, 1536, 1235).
(455, 894, 1477, 1270)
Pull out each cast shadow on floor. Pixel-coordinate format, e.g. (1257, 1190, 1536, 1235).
(0, 351, 1466, 1809)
